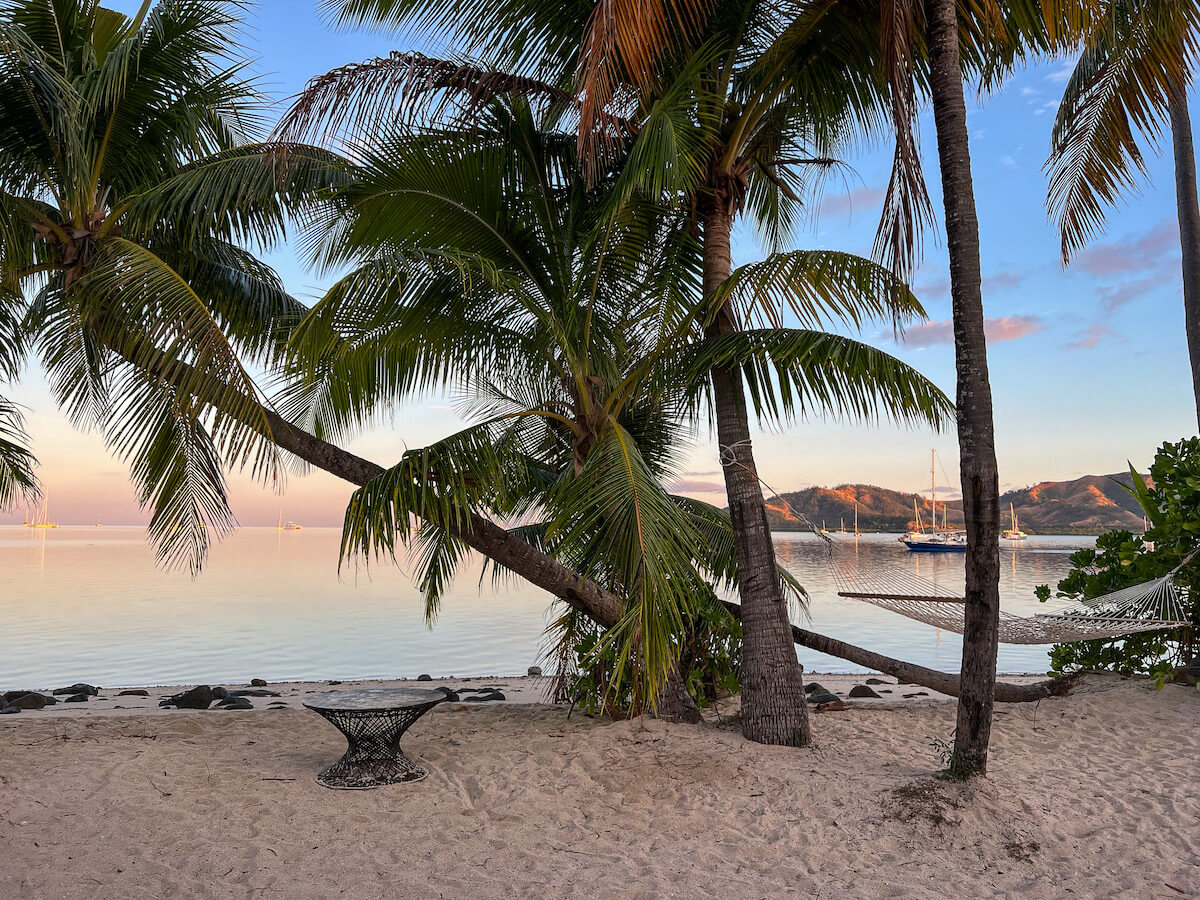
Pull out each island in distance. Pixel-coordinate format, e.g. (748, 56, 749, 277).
(761, 472, 1147, 535)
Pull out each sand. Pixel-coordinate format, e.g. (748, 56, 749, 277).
(2, 673, 1197, 898)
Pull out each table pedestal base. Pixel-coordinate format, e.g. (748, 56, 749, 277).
(308, 701, 441, 790)
(315, 748, 427, 790)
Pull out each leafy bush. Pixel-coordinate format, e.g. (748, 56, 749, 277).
(1036, 438, 1200, 680)
(557, 597, 742, 717)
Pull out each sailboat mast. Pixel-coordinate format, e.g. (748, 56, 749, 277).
(930, 449, 936, 531)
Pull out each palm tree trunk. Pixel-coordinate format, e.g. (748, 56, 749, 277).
(925, 0, 1001, 778)
(1168, 79, 1200, 430)
(719, 600, 1072, 702)
(701, 200, 810, 747)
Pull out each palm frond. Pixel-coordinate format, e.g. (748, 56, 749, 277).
(0, 396, 39, 509)
(675, 328, 953, 429)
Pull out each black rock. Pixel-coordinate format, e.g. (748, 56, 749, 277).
(865, 677, 889, 685)
(527, 666, 543, 677)
(416, 674, 432, 681)
(211, 687, 230, 700)
(164, 685, 214, 710)
(0, 706, 19, 714)
(250, 678, 267, 687)
(267, 702, 289, 708)
(804, 682, 829, 696)
(807, 692, 840, 705)
(3, 690, 30, 703)
(9, 693, 50, 710)
(64, 693, 89, 703)
(463, 690, 505, 702)
(219, 697, 254, 710)
(117, 690, 149, 697)
(327, 680, 342, 685)
(902, 692, 929, 699)
(52, 683, 99, 696)
(879, 689, 893, 694)
(848, 685, 882, 699)
(228, 689, 278, 698)
(433, 687, 460, 702)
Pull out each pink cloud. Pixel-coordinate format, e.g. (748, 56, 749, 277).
(1077, 220, 1179, 277)
(899, 315, 1044, 349)
(1066, 323, 1124, 350)
(668, 479, 726, 493)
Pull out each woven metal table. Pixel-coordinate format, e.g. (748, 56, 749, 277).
(303, 689, 446, 789)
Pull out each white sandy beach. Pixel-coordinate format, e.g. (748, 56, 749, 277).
(1, 673, 1197, 898)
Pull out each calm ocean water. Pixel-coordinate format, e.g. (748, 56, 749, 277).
(0, 526, 1089, 688)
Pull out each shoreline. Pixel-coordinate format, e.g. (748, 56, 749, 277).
(0, 672, 1057, 720)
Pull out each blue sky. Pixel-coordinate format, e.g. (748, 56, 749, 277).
(2, 2, 1194, 525)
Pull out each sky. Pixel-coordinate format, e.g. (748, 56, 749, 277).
(2, 2, 1196, 527)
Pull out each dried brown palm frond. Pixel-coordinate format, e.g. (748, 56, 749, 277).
(277, 51, 578, 144)
(576, 0, 715, 173)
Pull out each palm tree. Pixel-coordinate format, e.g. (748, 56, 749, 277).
(0, 0, 345, 571)
(1046, 1, 1200, 426)
(299, 0, 944, 747)
(282, 94, 952, 718)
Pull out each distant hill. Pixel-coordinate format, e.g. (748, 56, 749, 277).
(763, 472, 1147, 535)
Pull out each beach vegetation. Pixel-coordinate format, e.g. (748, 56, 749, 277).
(1037, 437, 1200, 680)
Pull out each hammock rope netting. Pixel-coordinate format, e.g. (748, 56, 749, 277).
(800, 515, 1193, 645)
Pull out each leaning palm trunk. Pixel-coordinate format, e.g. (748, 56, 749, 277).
(115, 341, 701, 721)
(1168, 78, 1200, 430)
(702, 200, 810, 747)
(925, 0, 1001, 778)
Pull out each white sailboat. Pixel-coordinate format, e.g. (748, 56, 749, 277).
(1001, 502, 1027, 541)
(277, 509, 303, 531)
(902, 451, 965, 552)
(24, 496, 58, 529)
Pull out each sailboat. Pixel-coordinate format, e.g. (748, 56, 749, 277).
(1001, 502, 1027, 541)
(24, 496, 58, 529)
(277, 509, 303, 531)
(902, 451, 965, 552)
(853, 501, 860, 536)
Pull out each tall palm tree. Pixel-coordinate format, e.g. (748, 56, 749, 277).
(1046, 1, 1200, 426)
(0, 0, 345, 571)
(299, 0, 942, 747)
(282, 94, 952, 717)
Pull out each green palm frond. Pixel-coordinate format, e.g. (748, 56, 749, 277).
(675, 328, 953, 429)
(670, 493, 807, 612)
(0, 397, 39, 509)
(546, 424, 704, 707)
(106, 365, 234, 575)
(1046, 0, 1199, 261)
(712, 249, 927, 332)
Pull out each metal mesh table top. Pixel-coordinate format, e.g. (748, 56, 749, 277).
(302, 689, 447, 712)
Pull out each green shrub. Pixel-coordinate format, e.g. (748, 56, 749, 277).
(1037, 438, 1200, 680)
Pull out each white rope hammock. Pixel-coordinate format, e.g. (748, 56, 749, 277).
(811, 519, 1193, 645)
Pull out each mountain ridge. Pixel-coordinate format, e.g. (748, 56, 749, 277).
(759, 471, 1146, 535)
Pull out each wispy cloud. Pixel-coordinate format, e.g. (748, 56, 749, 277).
(1076, 219, 1181, 311)
(818, 185, 886, 218)
(668, 479, 726, 493)
(898, 315, 1045, 349)
(1077, 219, 1179, 277)
(1066, 323, 1124, 350)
